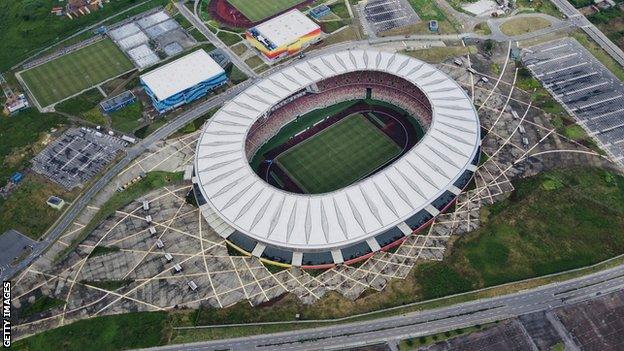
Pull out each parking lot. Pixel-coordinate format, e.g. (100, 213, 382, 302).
(0, 230, 34, 272)
(522, 38, 624, 166)
(31, 128, 126, 190)
(362, 0, 419, 35)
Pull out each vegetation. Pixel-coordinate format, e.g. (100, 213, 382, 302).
(13, 312, 169, 351)
(226, 65, 248, 84)
(20, 295, 66, 319)
(407, 0, 446, 21)
(587, 7, 624, 53)
(514, 0, 563, 17)
(55, 88, 103, 115)
(20, 39, 134, 107)
(499, 17, 551, 36)
(0, 174, 76, 239)
(399, 323, 497, 350)
(55, 171, 184, 263)
(88, 245, 120, 258)
(0, 0, 168, 71)
(173, 107, 219, 136)
(109, 102, 143, 133)
(81, 279, 134, 291)
(403, 46, 477, 63)
(217, 31, 243, 46)
(0, 109, 66, 187)
(134, 118, 167, 139)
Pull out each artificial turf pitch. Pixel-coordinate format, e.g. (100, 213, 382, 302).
(227, 0, 305, 22)
(276, 113, 401, 193)
(20, 39, 134, 108)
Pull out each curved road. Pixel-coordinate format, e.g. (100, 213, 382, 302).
(145, 262, 624, 351)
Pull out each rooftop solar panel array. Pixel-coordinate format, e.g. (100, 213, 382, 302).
(363, 0, 419, 34)
(522, 38, 624, 165)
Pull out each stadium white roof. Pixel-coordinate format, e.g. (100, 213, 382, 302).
(195, 49, 480, 252)
(140, 49, 225, 101)
(252, 9, 320, 48)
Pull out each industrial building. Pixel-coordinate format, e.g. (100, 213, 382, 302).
(245, 9, 321, 61)
(140, 49, 228, 113)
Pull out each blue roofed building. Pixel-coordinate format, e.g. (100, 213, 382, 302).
(140, 50, 228, 113)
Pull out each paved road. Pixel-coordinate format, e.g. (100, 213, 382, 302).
(549, 0, 624, 67)
(144, 263, 624, 351)
(177, 1, 257, 78)
(0, 82, 251, 283)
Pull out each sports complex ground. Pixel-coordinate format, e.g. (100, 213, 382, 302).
(276, 113, 401, 193)
(19, 39, 134, 108)
(226, 0, 305, 21)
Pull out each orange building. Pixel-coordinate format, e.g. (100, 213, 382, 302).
(246, 9, 321, 61)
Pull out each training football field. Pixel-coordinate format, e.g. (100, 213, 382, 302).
(227, 0, 305, 22)
(20, 39, 134, 108)
(277, 113, 401, 193)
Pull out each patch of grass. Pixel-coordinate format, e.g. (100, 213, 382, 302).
(244, 55, 264, 69)
(134, 118, 167, 139)
(515, 0, 563, 17)
(227, 65, 248, 84)
(227, 0, 305, 22)
(217, 31, 243, 46)
(81, 279, 134, 291)
(276, 113, 400, 193)
(0, 109, 67, 187)
(55, 88, 103, 115)
(20, 39, 134, 108)
(20, 295, 66, 319)
(88, 245, 120, 258)
(230, 42, 248, 56)
(329, 2, 350, 19)
(402, 46, 477, 63)
(322, 24, 360, 45)
(173, 107, 220, 136)
(55, 171, 184, 263)
(473, 22, 491, 35)
(500, 17, 551, 36)
(109, 102, 143, 133)
(563, 124, 586, 141)
(407, 0, 446, 21)
(0, 174, 77, 239)
(414, 262, 473, 300)
(13, 311, 169, 351)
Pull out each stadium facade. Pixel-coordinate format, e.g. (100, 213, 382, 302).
(140, 49, 227, 113)
(194, 49, 481, 269)
(246, 9, 321, 61)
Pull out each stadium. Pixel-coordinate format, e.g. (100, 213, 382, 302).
(194, 49, 481, 269)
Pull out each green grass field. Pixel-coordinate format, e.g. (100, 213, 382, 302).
(20, 39, 134, 108)
(276, 114, 401, 193)
(227, 0, 305, 22)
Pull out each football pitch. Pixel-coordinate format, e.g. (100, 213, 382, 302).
(20, 39, 134, 108)
(276, 114, 401, 194)
(227, 0, 305, 22)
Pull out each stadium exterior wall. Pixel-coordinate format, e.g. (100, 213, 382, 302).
(193, 49, 481, 270)
(142, 73, 228, 113)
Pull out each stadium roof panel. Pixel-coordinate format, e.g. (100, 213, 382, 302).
(252, 9, 320, 48)
(139, 49, 225, 101)
(195, 49, 481, 253)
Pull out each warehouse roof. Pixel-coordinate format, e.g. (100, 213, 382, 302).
(252, 9, 320, 48)
(140, 49, 225, 101)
